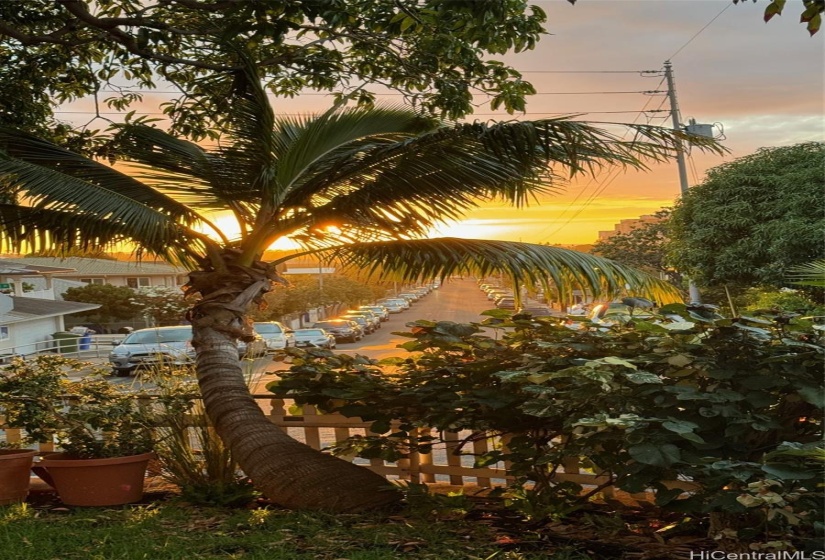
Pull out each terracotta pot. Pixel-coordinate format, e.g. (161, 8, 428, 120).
(33, 452, 154, 507)
(0, 449, 36, 505)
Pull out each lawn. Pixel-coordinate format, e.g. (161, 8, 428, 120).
(0, 484, 716, 560)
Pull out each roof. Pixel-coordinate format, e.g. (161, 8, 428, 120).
(0, 257, 188, 276)
(0, 295, 100, 325)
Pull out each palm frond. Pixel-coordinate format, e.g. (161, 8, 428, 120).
(787, 260, 825, 287)
(282, 117, 725, 244)
(273, 106, 434, 194)
(0, 128, 203, 225)
(0, 204, 206, 268)
(113, 125, 255, 222)
(325, 238, 683, 304)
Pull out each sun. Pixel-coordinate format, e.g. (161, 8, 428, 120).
(198, 213, 302, 250)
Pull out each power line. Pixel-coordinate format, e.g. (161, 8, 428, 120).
(53, 109, 671, 117)
(533, 74, 670, 242)
(669, 3, 732, 59)
(93, 88, 666, 96)
(518, 70, 662, 75)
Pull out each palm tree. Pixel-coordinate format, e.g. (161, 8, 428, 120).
(0, 63, 722, 511)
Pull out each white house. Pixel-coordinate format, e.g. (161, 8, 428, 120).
(0, 293, 100, 359)
(0, 257, 188, 297)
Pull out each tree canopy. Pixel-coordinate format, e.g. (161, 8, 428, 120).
(668, 142, 825, 290)
(0, 0, 549, 144)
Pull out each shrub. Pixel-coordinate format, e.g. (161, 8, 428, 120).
(271, 306, 823, 548)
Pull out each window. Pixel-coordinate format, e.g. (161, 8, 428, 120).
(79, 278, 105, 285)
(0, 326, 8, 341)
(126, 277, 151, 289)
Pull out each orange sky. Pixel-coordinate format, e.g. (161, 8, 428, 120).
(57, 1, 824, 246)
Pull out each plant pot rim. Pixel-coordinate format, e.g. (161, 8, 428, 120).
(38, 451, 155, 467)
(0, 449, 37, 458)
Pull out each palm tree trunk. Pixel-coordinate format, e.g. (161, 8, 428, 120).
(188, 271, 401, 512)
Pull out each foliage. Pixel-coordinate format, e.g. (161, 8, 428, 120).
(272, 308, 823, 547)
(129, 285, 196, 326)
(740, 287, 825, 318)
(592, 209, 681, 287)
(63, 283, 142, 323)
(0, 356, 154, 458)
(787, 260, 825, 288)
(146, 367, 256, 508)
(0, 0, 551, 140)
(731, 0, 824, 35)
(251, 274, 376, 321)
(669, 143, 825, 291)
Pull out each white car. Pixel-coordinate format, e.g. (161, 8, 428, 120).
(253, 321, 295, 351)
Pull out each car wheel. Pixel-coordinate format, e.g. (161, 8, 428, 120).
(112, 368, 131, 377)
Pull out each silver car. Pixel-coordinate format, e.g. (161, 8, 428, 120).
(253, 321, 295, 351)
(109, 325, 266, 376)
(292, 328, 336, 349)
(109, 326, 195, 377)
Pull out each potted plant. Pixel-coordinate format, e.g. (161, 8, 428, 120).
(0, 355, 156, 506)
(0, 444, 36, 506)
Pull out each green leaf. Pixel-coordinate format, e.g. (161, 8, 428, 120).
(761, 463, 817, 480)
(623, 371, 663, 384)
(601, 356, 637, 369)
(369, 419, 391, 434)
(666, 354, 693, 367)
(628, 443, 681, 467)
(798, 386, 825, 408)
(662, 420, 699, 434)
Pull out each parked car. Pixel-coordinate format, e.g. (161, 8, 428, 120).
(346, 310, 381, 330)
(312, 320, 362, 343)
(108, 325, 265, 376)
(378, 298, 409, 311)
(495, 296, 516, 309)
(359, 305, 390, 321)
(252, 321, 295, 351)
(109, 326, 194, 376)
(292, 328, 336, 349)
(340, 314, 374, 334)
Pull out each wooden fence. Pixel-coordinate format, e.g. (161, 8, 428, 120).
(2, 395, 696, 499)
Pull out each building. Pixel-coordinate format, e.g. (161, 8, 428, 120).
(0, 257, 188, 298)
(0, 293, 100, 359)
(597, 214, 664, 242)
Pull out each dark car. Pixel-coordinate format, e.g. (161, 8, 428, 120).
(312, 320, 361, 343)
(340, 314, 374, 334)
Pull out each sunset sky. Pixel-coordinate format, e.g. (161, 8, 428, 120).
(58, 1, 824, 246)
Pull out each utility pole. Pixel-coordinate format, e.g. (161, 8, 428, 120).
(664, 60, 703, 304)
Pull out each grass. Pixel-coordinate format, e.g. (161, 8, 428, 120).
(0, 496, 591, 560)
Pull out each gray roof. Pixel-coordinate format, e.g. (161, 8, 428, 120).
(1, 296, 100, 324)
(0, 257, 188, 276)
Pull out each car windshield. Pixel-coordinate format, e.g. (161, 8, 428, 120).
(296, 329, 324, 336)
(123, 328, 191, 344)
(315, 322, 343, 328)
(254, 323, 283, 334)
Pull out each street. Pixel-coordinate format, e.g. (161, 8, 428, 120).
(250, 277, 497, 391)
(332, 277, 495, 360)
(67, 278, 498, 388)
